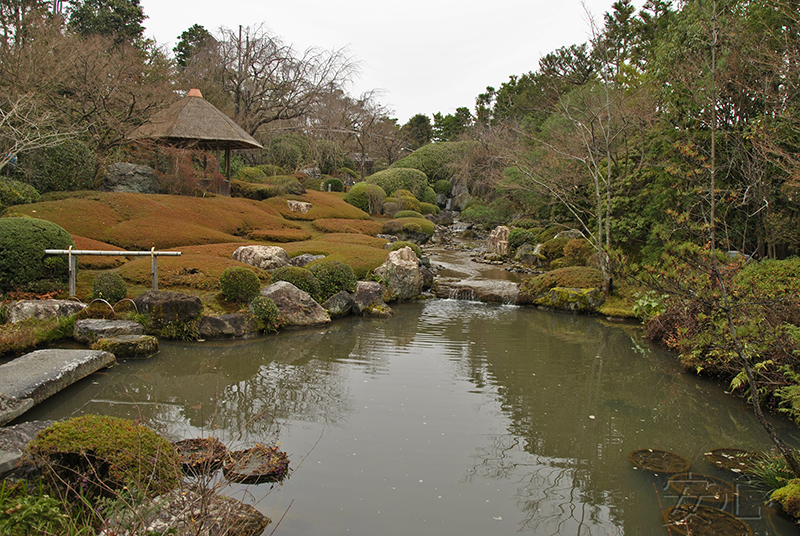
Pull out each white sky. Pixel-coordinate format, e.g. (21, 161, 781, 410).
(139, 0, 636, 124)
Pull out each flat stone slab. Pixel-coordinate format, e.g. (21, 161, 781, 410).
(0, 420, 54, 478)
(0, 393, 35, 426)
(0, 349, 116, 406)
(74, 319, 145, 343)
(92, 335, 159, 359)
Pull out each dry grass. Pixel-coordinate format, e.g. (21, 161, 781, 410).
(117, 254, 269, 290)
(311, 219, 383, 235)
(247, 228, 312, 242)
(263, 191, 369, 221)
(72, 235, 129, 269)
(282, 239, 388, 278)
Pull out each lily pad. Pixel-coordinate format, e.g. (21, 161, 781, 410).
(627, 449, 690, 473)
(665, 504, 753, 536)
(668, 472, 736, 505)
(704, 448, 759, 473)
(174, 437, 227, 475)
(223, 445, 290, 484)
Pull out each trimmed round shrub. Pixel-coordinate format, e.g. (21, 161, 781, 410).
(270, 266, 321, 300)
(308, 260, 357, 302)
(91, 271, 127, 303)
(234, 166, 267, 183)
(322, 177, 344, 192)
(508, 228, 538, 252)
(382, 201, 399, 216)
(389, 240, 422, 258)
(0, 179, 40, 210)
(539, 236, 571, 260)
(390, 140, 476, 182)
(22, 139, 95, 192)
(346, 182, 386, 214)
(0, 217, 74, 292)
(419, 202, 440, 215)
(394, 189, 421, 213)
(433, 179, 452, 195)
(394, 210, 424, 219)
(366, 167, 429, 198)
(420, 186, 437, 205)
(27, 414, 181, 497)
(219, 266, 261, 302)
(250, 295, 281, 332)
(563, 238, 595, 266)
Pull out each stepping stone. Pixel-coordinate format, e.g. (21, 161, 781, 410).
(92, 335, 159, 359)
(74, 319, 144, 343)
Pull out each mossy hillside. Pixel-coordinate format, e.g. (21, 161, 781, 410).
(118, 253, 269, 290)
(246, 228, 313, 242)
(518, 267, 604, 304)
(311, 218, 383, 235)
(72, 235, 128, 269)
(263, 191, 370, 221)
(283, 238, 388, 279)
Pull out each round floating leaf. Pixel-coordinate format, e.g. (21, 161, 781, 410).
(628, 449, 690, 473)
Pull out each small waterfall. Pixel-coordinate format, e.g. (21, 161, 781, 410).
(448, 288, 475, 301)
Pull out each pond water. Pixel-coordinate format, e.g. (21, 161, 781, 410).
(19, 299, 800, 535)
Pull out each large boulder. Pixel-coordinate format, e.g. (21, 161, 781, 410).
(487, 226, 511, 256)
(260, 281, 330, 326)
(373, 247, 423, 301)
(92, 335, 159, 359)
(8, 300, 85, 324)
(290, 253, 325, 267)
(535, 287, 605, 313)
(133, 291, 203, 324)
(198, 314, 258, 339)
(102, 162, 161, 194)
(232, 245, 290, 271)
(322, 291, 356, 317)
(351, 281, 393, 317)
(73, 319, 145, 344)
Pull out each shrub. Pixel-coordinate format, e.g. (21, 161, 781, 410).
(0, 217, 74, 292)
(322, 177, 344, 192)
(270, 266, 321, 300)
(26, 414, 181, 497)
(389, 241, 422, 258)
(316, 139, 346, 175)
(461, 199, 514, 229)
(250, 295, 281, 332)
(219, 266, 261, 302)
(394, 210, 423, 219)
(420, 186, 437, 205)
(256, 164, 285, 176)
(0, 179, 40, 211)
(563, 238, 594, 266)
(366, 168, 429, 198)
(508, 228, 538, 252)
(382, 201, 399, 216)
(390, 141, 477, 183)
(394, 189, 421, 212)
(21, 139, 95, 192)
(234, 166, 267, 183)
(346, 182, 386, 214)
(308, 260, 357, 302)
(91, 272, 127, 303)
(510, 218, 540, 229)
(539, 236, 570, 260)
(518, 267, 604, 304)
(433, 179, 452, 195)
(419, 202, 440, 215)
(263, 134, 312, 171)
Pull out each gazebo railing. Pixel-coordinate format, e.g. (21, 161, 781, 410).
(44, 247, 181, 298)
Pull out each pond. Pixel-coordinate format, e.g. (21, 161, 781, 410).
(19, 299, 800, 535)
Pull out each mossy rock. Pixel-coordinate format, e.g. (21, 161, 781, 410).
(534, 287, 605, 313)
(519, 267, 604, 304)
(92, 334, 159, 359)
(772, 478, 800, 518)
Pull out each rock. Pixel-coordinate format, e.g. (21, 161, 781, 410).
(197, 314, 258, 339)
(376, 234, 398, 243)
(554, 229, 585, 240)
(232, 245, 290, 271)
(0, 349, 116, 405)
(436, 192, 448, 208)
(0, 420, 54, 478)
(299, 166, 321, 180)
(514, 243, 541, 265)
(535, 287, 605, 313)
(374, 247, 423, 300)
(99, 487, 270, 536)
(452, 192, 473, 212)
(420, 264, 435, 290)
(74, 319, 145, 343)
(8, 299, 85, 323)
(0, 393, 35, 427)
(260, 281, 330, 326)
(101, 162, 161, 194)
(351, 281, 393, 317)
(487, 226, 511, 256)
(133, 291, 203, 324)
(92, 335, 159, 359)
(287, 200, 313, 213)
(290, 253, 325, 267)
(323, 291, 356, 317)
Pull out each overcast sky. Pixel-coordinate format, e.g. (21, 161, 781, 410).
(139, 0, 637, 124)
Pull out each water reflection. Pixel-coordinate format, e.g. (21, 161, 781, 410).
(19, 300, 800, 535)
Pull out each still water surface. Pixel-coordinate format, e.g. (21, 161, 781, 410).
(21, 300, 800, 535)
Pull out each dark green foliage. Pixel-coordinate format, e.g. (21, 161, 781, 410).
(508, 228, 538, 252)
(419, 202, 440, 215)
(315, 139, 346, 175)
(230, 176, 305, 200)
(432, 107, 473, 142)
(366, 168, 429, 198)
(250, 295, 281, 332)
(389, 241, 422, 258)
(270, 266, 321, 300)
(394, 210, 423, 219)
(91, 271, 127, 303)
(518, 267, 604, 303)
(263, 134, 312, 171)
(509, 218, 541, 230)
(400, 114, 433, 150)
(420, 186, 437, 205)
(0, 179, 40, 211)
(219, 266, 261, 302)
(391, 141, 477, 183)
(0, 217, 73, 292)
(308, 260, 357, 302)
(433, 179, 452, 195)
(66, 0, 146, 45)
(21, 140, 95, 193)
(322, 177, 344, 192)
(346, 182, 386, 214)
(461, 199, 514, 229)
(27, 414, 181, 497)
(539, 236, 570, 260)
(0, 481, 69, 535)
(174, 23, 214, 68)
(234, 166, 267, 183)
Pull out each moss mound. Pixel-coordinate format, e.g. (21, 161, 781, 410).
(519, 267, 604, 304)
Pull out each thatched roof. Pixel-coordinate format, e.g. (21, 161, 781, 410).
(128, 89, 262, 150)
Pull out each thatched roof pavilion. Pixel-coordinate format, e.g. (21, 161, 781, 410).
(128, 89, 262, 188)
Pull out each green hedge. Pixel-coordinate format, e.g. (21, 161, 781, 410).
(219, 266, 261, 302)
(0, 179, 40, 211)
(270, 266, 321, 300)
(346, 182, 386, 214)
(390, 141, 477, 183)
(366, 168, 429, 199)
(308, 260, 357, 302)
(0, 217, 74, 292)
